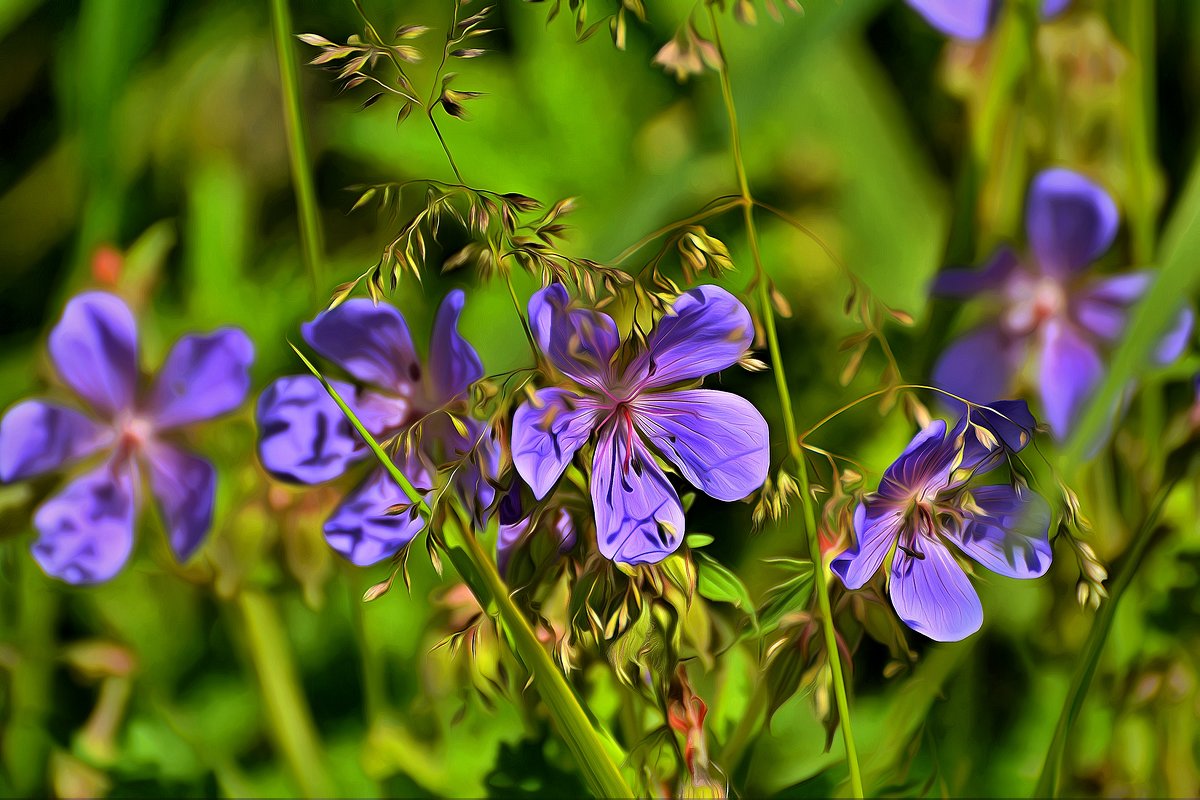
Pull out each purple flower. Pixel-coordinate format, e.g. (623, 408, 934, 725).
(0, 292, 254, 584)
(832, 401, 1051, 642)
(257, 290, 493, 566)
(933, 169, 1193, 439)
(512, 284, 770, 565)
(905, 0, 1070, 41)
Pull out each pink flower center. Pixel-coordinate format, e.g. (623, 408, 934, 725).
(1003, 275, 1066, 336)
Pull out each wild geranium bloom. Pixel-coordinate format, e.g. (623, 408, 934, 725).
(933, 169, 1193, 439)
(512, 284, 769, 565)
(0, 292, 254, 584)
(832, 401, 1052, 642)
(257, 290, 492, 566)
(906, 0, 1069, 41)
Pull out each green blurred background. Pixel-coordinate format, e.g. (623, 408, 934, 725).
(1, 0, 1199, 796)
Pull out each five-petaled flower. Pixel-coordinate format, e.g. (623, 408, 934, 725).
(933, 168, 1193, 439)
(0, 292, 254, 584)
(512, 284, 770, 565)
(832, 400, 1052, 642)
(256, 290, 493, 566)
(905, 0, 1070, 41)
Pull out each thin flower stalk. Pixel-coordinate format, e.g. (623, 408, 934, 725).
(270, 0, 326, 299)
(706, 8, 863, 796)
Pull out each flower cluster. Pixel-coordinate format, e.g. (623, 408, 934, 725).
(256, 290, 494, 566)
(0, 292, 254, 583)
(933, 169, 1193, 439)
(832, 401, 1051, 641)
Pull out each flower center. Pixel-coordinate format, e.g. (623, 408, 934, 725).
(116, 415, 153, 460)
(1003, 275, 1066, 336)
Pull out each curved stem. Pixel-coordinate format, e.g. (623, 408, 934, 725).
(706, 9, 863, 796)
(1033, 478, 1180, 797)
(611, 196, 742, 266)
(270, 0, 326, 301)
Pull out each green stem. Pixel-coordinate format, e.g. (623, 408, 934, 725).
(505, 272, 540, 359)
(1117, 0, 1159, 265)
(270, 0, 327, 301)
(236, 590, 335, 798)
(425, 0, 466, 182)
(1033, 479, 1179, 797)
(707, 9, 863, 797)
(291, 347, 635, 798)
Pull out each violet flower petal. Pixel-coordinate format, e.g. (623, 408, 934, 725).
(1042, 0, 1070, 19)
(591, 422, 684, 565)
(950, 484, 1052, 579)
(512, 387, 599, 500)
(302, 299, 422, 395)
(528, 284, 621, 389)
(629, 285, 753, 389)
(1155, 306, 1193, 364)
(933, 247, 1020, 298)
(1038, 319, 1104, 439)
(31, 462, 136, 584)
(324, 464, 431, 566)
(145, 441, 215, 562)
(932, 324, 1020, 409)
(889, 536, 983, 642)
(904, 0, 995, 41)
(1026, 169, 1118, 279)
(831, 501, 904, 590)
(1075, 271, 1193, 364)
(631, 389, 769, 501)
(878, 419, 954, 499)
(428, 289, 484, 404)
(49, 292, 138, 418)
(0, 400, 113, 482)
(954, 399, 1037, 477)
(148, 328, 255, 429)
(257, 375, 407, 484)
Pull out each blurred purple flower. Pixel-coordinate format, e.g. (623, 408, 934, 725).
(832, 400, 1051, 642)
(512, 284, 769, 565)
(496, 485, 576, 577)
(905, 0, 1070, 41)
(257, 290, 495, 567)
(0, 292, 254, 584)
(933, 168, 1193, 439)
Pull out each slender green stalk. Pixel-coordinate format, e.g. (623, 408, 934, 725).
(290, 345, 635, 798)
(270, 0, 327, 299)
(1117, 0, 1159, 265)
(505, 272, 541, 359)
(706, 10, 863, 797)
(425, 0, 466, 182)
(236, 590, 336, 798)
(1033, 480, 1179, 796)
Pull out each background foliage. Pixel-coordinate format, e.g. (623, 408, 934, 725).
(1, 0, 1199, 796)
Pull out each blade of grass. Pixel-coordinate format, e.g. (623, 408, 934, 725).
(289, 343, 635, 798)
(1033, 480, 1179, 796)
(270, 0, 326, 300)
